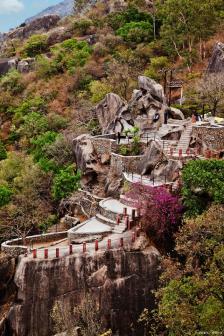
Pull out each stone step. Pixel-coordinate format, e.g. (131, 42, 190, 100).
(95, 213, 117, 226)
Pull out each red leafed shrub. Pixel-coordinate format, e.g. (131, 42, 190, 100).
(126, 183, 183, 250)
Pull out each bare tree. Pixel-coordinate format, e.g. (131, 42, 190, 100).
(196, 73, 224, 116)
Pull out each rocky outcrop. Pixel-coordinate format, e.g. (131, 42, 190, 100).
(94, 93, 134, 134)
(7, 246, 160, 336)
(207, 42, 224, 73)
(141, 140, 164, 175)
(7, 15, 60, 40)
(73, 134, 103, 174)
(94, 76, 184, 134)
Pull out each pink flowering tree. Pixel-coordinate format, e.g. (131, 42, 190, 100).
(126, 183, 183, 250)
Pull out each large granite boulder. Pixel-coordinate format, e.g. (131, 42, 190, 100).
(94, 93, 134, 134)
(141, 140, 164, 175)
(73, 134, 103, 175)
(94, 76, 184, 134)
(207, 42, 224, 73)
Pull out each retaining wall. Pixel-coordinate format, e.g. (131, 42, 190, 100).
(110, 152, 146, 176)
(192, 125, 224, 151)
(1, 231, 67, 257)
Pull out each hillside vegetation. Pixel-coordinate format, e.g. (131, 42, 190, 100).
(0, 1, 224, 333)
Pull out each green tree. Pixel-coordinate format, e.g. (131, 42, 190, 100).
(19, 112, 48, 139)
(0, 141, 7, 161)
(157, 0, 224, 65)
(0, 186, 12, 207)
(117, 21, 153, 43)
(182, 159, 224, 217)
(22, 34, 48, 57)
(156, 205, 224, 335)
(52, 166, 81, 201)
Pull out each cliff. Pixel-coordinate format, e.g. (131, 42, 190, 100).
(6, 246, 160, 336)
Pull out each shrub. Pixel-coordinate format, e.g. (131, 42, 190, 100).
(37, 39, 92, 77)
(73, 18, 93, 35)
(0, 185, 12, 207)
(31, 131, 59, 162)
(52, 166, 81, 201)
(22, 34, 48, 57)
(117, 21, 153, 43)
(0, 69, 24, 94)
(126, 183, 183, 250)
(156, 205, 224, 335)
(89, 80, 112, 103)
(144, 56, 169, 81)
(107, 6, 152, 30)
(19, 112, 48, 139)
(0, 141, 7, 161)
(182, 159, 224, 217)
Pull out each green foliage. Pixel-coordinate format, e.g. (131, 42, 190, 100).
(19, 112, 48, 139)
(156, 205, 224, 335)
(0, 141, 7, 161)
(73, 18, 93, 35)
(31, 131, 58, 162)
(182, 160, 224, 217)
(0, 185, 12, 207)
(52, 166, 81, 201)
(157, 0, 224, 63)
(13, 96, 46, 124)
(107, 5, 152, 30)
(37, 38, 92, 77)
(117, 21, 153, 44)
(0, 69, 24, 94)
(89, 80, 112, 103)
(144, 56, 169, 80)
(22, 34, 48, 57)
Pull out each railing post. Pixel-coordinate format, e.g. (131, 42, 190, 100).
(116, 214, 121, 225)
(69, 244, 73, 255)
(125, 215, 129, 229)
(107, 239, 111, 250)
(179, 148, 182, 158)
(83, 242, 87, 253)
(136, 208, 141, 218)
(95, 240, 98, 252)
(33, 249, 37, 259)
(44, 249, 48, 259)
(132, 231, 136, 243)
(132, 209, 136, 220)
(129, 220, 133, 231)
(123, 207, 127, 216)
(120, 237, 124, 248)
(56, 248, 59, 258)
(186, 148, 190, 155)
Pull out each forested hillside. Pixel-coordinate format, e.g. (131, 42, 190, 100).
(0, 0, 224, 334)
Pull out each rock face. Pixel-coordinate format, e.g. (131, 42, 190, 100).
(207, 42, 224, 73)
(73, 134, 103, 174)
(94, 76, 184, 134)
(94, 93, 134, 134)
(7, 15, 60, 40)
(26, 0, 74, 24)
(7, 247, 160, 336)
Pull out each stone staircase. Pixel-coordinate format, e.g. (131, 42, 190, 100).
(175, 122, 193, 154)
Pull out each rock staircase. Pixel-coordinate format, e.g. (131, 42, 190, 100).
(175, 122, 193, 154)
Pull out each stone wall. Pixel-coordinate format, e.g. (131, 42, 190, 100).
(92, 137, 117, 156)
(1, 232, 67, 258)
(192, 125, 224, 151)
(110, 153, 146, 176)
